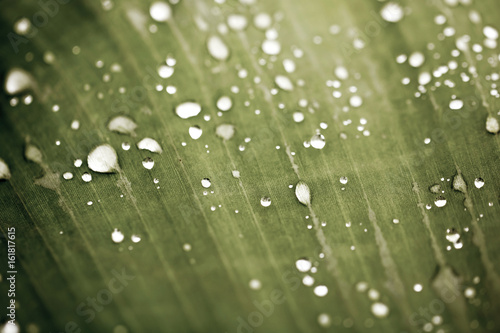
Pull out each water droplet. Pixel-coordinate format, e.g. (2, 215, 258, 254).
(216, 96, 232, 111)
(71, 120, 80, 130)
(434, 196, 447, 207)
(392, 218, 400, 224)
(232, 170, 240, 178)
(340, 176, 348, 185)
(149, 1, 171, 22)
(137, 138, 163, 153)
(261, 39, 281, 55)
(464, 287, 476, 298)
(249, 279, 262, 290)
(207, 35, 230, 61)
(295, 258, 312, 272)
(408, 52, 425, 68)
(452, 173, 467, 193)
(175, 102, 202, 119)
(449, 99, 464, 110)
(302, 275, 314, 286)
(183, 243, 191, 251)
(275, 75, 294, 91)
(483, 26, 499, 40)
(429, 184, 441, 193)
(371, 302, 389, 318)
(486, 116, 499, 134)
(474, 177, 485, 189)
(349, 95, 363, 107)
(74, 159, 83, 167)
(293, 112, 304, 123)
(188, 126, 203, 140)
(310, 133, 326, 149)
(4, 68, 34, 95)
(295, 180, 311, 206)
(14, 17, 32, 35)
(111, 228, 124, 243)
(0, 159, 11, 180)
(446, 228, 461, 244)
(107, 115, 137, 135)
(317, 313, 331, 327)
(413, 284, 423, 292)
(201, 178, 211, 188)
(215, 124, 235, 140)
(418, 72, 432, 85)
(254, 13, 272, 30)
(142, 157, 154, 170)
(227, 14, 247, 31)
(356, 281, 368, 292)
(380, 2, 404, 22)
(313, 285, 328, 297)
(157, 64, 174, 78)
(87, 144, 119, 173)
(260, 196, 272, 207)
(63, 172, 73, 180)
(121, 142, 131, 151)
(131, 234, 141, 243)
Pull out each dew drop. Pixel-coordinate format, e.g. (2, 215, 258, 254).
(137, 138, 163, 153)
(157, 64, 174, 78)
(175, 102, 202, 119)
(261, 39, 281, 55)
(142, 157, 154, 170)
(63, 172, 73, 180)
(483, 26, 499, 40)
(313, 285, 328, 297)
(371, 302, 389, 318)
(74, 159, 83, 167)
(232, 170, 240, 178)
(434, 196, 447, 207)
(275, 75, 294, 91)
(409, 52, 425, 68)
(464, 287, 476, 298)
(189, 126, 203, 140)
(317, 313, 331, 327)
(215, 124, 235, 140)
(310, 133, 326, 149)
(474, 177, 484, 189)
(449, 99, 464, 110)
(295, 180, 311, 206)
(349, 95, 363, 107)
(303, 275, 314, 286)
(249, 279, 262, 290)
(260, 196, 272, 207)
(149, 1, 171, 22)
(0, 159, 11, 180)
(413, 284, 423, 292)
(201, 178, 211, 188)
(380, 2, 404, 23)
(486, 116, 499, 134)
(227, 14, 248, 31)
(87, 144, 119, 173)
(121, 142, 131, 151)
(340, 176, 348, 185)
(207, 35, 230, 61)
(107, 115, 137, 135)
(293, 112, 304, 123)
(254, 13, 272, 30)
(4, 68, 34, 95)
(295, 258, 312, 272)
(216, 96, 232, 111)
(111, 228, 124, 243)
(14, 17, 32, 35)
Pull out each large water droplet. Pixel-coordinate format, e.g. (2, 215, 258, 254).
(295, 181, 311, 206)
(5, 68, 34, 95)
(486, 116, 499, 134)
(310, 133, 326, 149)
(88, 144, 119, 173)
(0, 159, 11, 180)
(295, 258, 312, 272)
(483, 26, 499, 40)
(107, 115, 137, 135)
(371, 302, 389, 318)
(142, 157, 154, 170)
(216, 96, 232, 111)
(207, 35, 230, 61)
(380, 2, 404, 22)
(474, 177, 485, 189)
(260, 196, 271, 207)
(275, 75, 293, 91)
(434, 196, 447, 208)
(149, 1, 171, 22)
(176, 102, 202, 119)
(189, 126, 203, 140)
(216, 124, 235, 140)
(137, 138, 163, 153)
(111, 228, 124, 243)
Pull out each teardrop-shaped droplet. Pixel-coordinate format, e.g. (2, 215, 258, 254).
(207, 35, 230, 61)
(107, 115, 137, 135)
(295, 180, 311, 206)
(0, 159, 11, 180)
(87, 144, 119, 173)
(4, 68, 35, 95)
(189, 126, 203, 140)
(142, 157, 154, 170)
(137, 138, 163, 153)
(175, 102, 202, 119)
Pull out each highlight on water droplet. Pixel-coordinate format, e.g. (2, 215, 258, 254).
(380, 2, 404, 23)
(87, 144, 119, 173)
(249, 279, 262, 290)
(371, 302, 389, 318)
(4, 68, 35, 95)
(295, 180, 311, 206)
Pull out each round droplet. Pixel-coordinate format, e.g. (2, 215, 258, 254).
(340, 176, 348, 185)
(215, 124, 235, 140)
(82, 172, 92, 182)
(149, 1, 172, 22)
(483, 26, 499, 40)
(63, 172, 73, 180)
(254, 13, 272, 30)
(317, 313, 331, 328)
(349, 95, 363, 107)
(293, 112, 304, 123)
(449, 99, 464, 110)
(295, 258, 312, 272)
(201, 178, 211, 188)
(249, 279, 262, 290)
(260, 196, 271, 207)
(408, 52, 425, 68)
(88, 144, 119, 173)
(413, 284, 423, 292)
(216, 96, 232, 111)
(313, 285, 328, 297)
(434, 196, 447, 208)
(380, 2, 404, 23)
(111, 228, 124, 243)
(189, 126, 203, 140)
(261, 39, 281, 55)
(371, 302, 389, 318)
(486, 116, 499, 134)
(310, 133, 326, 149)
(158, 65, 174, 78)
(122, 142, 131, 151)
(14, 17, 32, 35)
(464, 287, 476, 298)
(107, 115, 137, 135)
(142, 157, 154, 170)
(474, 178, 484, 189)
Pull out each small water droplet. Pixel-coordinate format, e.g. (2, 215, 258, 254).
(474, 177, 485, 189)
(380, 2, 404, 22)
(188, 126, 203, 140)
(201, 178, 211, 188)
(142, 157, 154, 170)
(313, 285, 328, 297)
(227, 14, 248, 31)
(303, 275, 314, 286)
(449, 99, 464, 110)
(317, 313, 331, 328)
(249, 279, 262, 290)
(310, 133, 326, 149)
(408, 52, 425, 68)
(295, 181, 311, 206)
(371, 302, 389, 318)
(392, 218, 400, 224)
(232, 170, 240, 178)
(275, 75, 294, 91)
(261, 39, 281, 55)
(295, 258, 312, 272)
(464, 287, 476, 298)
(137, 138, 163, 153)
(149, 1, 171, 22)
(254, 13, 272, 30)
(216, 96, 232, 111)
(63, 172, 73, 180)
(175, 102, 202, 119)
(340, 176, 348, 185)
(413, 284, 423, 292)
(121, 142, 131, 151)
(74, 159, 83, 167)
(434, 196, 447, 207)
(216, 124, 235, 140)
(107, 115, 137, 135)
(293, 112, 304, 123)
(207, 35, 230, 61)
(131, 234, 141, 243)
